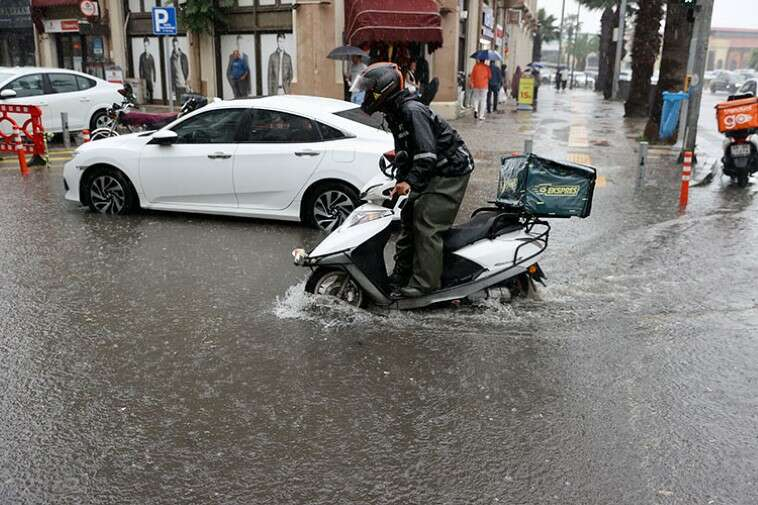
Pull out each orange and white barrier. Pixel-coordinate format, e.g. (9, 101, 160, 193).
(0, 104, 46, 174)
(679, 151, 692, 210)
(82, 129, 91, 143)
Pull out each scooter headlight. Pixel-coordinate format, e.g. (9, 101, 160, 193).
(345, 209, 392, 228)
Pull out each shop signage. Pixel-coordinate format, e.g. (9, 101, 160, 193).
(481, 5, 494, 40)
(105, 67, 124, 84)
(507, 9, 522, 25)
(43, 19, 80, 33)
(80, 0, 99, 18)
(518, 75, 535, 111)
(0, 0, 32, 29)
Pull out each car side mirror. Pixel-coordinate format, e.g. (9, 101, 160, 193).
(0, 89, 17, 99)
(150, 129, 178, 145)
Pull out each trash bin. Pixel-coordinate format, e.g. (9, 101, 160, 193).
(659, 91, 689, 140)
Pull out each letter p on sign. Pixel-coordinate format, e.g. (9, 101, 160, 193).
(152, 6, 177, 36)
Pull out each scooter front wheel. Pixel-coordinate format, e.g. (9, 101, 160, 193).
(305, 267, 367, 308)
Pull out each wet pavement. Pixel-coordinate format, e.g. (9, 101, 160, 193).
(1, 87, 757, 504)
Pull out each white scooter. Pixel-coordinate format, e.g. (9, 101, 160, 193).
(292, 153, 559, 310)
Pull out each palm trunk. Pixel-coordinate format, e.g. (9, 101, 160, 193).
(624, 0, 664, 117)
(533, 33, 543, 62)
(643, 2, 693, 142)
(597, 6, 617, 97)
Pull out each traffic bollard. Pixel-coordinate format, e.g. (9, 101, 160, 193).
(14, 125, 29, 176)
(524, 139, 534, 154)
(82, 129, 91, 143)
(61, 112, 70, 149)
(638, 141, 648, 182)
(679, 151, 692, 210)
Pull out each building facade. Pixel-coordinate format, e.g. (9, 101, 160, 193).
(27, 0, 537, 119)
(1, 0, 36, 67)
(708, 28, 758, 71)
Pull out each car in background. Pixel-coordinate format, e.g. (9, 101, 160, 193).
(63, 95, 395, 231)
(737, 78, 757, 97)
(0, 67, 124, 133)
(710, 70, 739, 94)
(703, 70, 717, 84)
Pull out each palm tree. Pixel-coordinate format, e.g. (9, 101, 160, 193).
(643, 1, 694, 141)
(571, 33, 600, 71)
(533, 8, 560, 62)
(625, 0, 665, 117)
(578, 0, 623, 98)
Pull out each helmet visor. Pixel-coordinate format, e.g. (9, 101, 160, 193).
(349, 74, 375, 94)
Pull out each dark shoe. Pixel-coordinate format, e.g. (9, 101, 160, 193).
(473, 110, 478, 119)
(399, 287, 429, 298)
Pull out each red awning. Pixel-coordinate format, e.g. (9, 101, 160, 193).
(346, 0, 443, 49)
(32, 0, 80, 7)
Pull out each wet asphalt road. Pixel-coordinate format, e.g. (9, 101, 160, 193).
(1, 88, 757, 504)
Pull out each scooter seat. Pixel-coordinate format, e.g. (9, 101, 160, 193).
(444, 211, 522, 251)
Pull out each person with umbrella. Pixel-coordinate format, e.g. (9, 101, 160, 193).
(487, 59, 503, 115)
(328, 45, 369, 103)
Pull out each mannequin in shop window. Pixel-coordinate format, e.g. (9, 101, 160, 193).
(138, 37, 156, 102)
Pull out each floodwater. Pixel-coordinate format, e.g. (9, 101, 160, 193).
(1, 88, 756, 504)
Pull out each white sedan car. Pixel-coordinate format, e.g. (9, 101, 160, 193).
(63, 96, 394, 230)
(0, 67, 124, 133)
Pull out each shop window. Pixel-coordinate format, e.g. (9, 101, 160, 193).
(245, 109, 320, 143)
(49, 73, 79, 94)
(171, 108, 245, 144)
(4, 74, 44, 97)
(76, 75, 97, 91)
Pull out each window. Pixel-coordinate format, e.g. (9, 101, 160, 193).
(171, 108, 245, 144)
(333, 107, 387, 131)
(244, 109, 320, 143)
(76, 75, 96, 91)
(4, 74, 44, 97)
(49, 73, 79, 94)
(317, 122, 347, 141)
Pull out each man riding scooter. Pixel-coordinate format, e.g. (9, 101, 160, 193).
(350, 63, 475, 298)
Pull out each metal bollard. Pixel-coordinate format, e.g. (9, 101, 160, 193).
(679, 151, 693, 210)
(638, 141, 648, 181)
(14, 125, 29, 176)
(524, 139, 533, 154)
(61, 112, 70, 149)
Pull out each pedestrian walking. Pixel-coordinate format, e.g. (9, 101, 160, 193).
(344, 54, 368, 104)
(487, 60, 503, 114)
(471, 58, 491, 121)
(511, 65, 522, 100)
(228, 49, 250, 99)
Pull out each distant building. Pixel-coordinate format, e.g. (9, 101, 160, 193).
(708, 28, 758, 71)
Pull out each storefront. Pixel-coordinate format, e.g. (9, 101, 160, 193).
(0, 0, 36, 67)
(32, 0, 111, 79)
(214, 0, 296, 100)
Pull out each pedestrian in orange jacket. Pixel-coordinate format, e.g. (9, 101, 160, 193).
(471, 59, 491, 121)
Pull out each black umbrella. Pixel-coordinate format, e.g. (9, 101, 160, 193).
(327, 45, 369, 60)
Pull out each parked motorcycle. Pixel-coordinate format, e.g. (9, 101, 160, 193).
(716, 93, 758, 187)
(292, 151, 597, 310)
(90, 91, 206, 141)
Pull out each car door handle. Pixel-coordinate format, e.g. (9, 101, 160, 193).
(38, 102, 48, 106)
(207, 152, 232, 159)
(79, 97, 90, 102)
(295, 150, 320, 157)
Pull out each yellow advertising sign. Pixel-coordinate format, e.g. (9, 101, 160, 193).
(518, 76, 535, 109)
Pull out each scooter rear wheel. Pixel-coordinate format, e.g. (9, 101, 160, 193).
(305, 267, 367, 308)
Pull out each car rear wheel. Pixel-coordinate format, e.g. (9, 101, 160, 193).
(90, 109, 109, 131)
(304, 182, 359, 231)
(85, 169, 137, 215)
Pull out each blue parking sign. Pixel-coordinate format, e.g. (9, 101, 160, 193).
(152, 6, 177, 36)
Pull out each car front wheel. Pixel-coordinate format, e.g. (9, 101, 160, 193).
(85, 169, 137, 215)
(304, 182, 359, 231)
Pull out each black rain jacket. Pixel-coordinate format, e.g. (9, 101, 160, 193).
(385, 91, 474, 191)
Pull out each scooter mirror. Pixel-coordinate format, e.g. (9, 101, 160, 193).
(395, 150, 409, 166)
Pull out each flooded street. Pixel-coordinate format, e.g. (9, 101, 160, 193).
(1, 88, 757, 504)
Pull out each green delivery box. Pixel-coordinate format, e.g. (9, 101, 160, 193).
(497, 154, 597, 218)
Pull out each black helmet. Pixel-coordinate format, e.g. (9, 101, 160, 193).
(350, 62, 404, 114)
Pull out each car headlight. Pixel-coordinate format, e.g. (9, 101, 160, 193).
(344, 209, 392, 228)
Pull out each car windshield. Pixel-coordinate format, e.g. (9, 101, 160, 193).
(333, 107, 387, 132)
